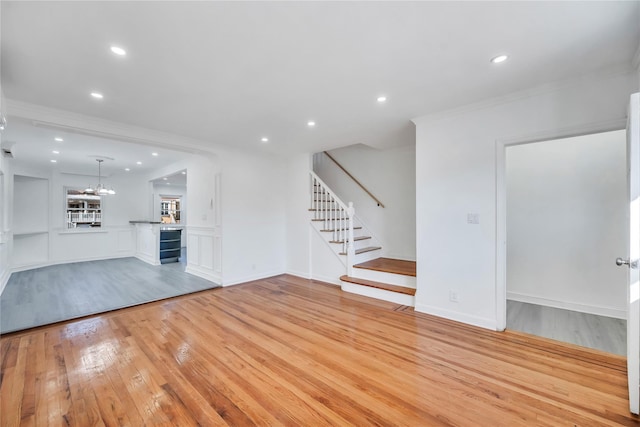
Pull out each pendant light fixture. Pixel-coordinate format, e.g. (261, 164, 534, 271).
(85, 159, 116, 195)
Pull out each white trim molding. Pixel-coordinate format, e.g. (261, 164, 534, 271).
(412, 64, 634, 127)
(415, 303, 498, 331)
(7, 99, 216, 156)
(507, 292, 626, 320)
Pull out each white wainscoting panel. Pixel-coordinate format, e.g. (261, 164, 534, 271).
(134, 223, 160, 266)
(185, 226, 221, 284)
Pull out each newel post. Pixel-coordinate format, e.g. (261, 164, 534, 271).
(347, 201, 355, 276)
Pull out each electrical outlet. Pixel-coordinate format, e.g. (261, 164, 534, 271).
(449, 290, 459, 303)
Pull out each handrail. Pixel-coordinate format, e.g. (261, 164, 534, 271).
(322, 151, 385, 208)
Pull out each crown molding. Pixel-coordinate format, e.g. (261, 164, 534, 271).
(412, 63, 634, 127)
(6, 99, 218, 158)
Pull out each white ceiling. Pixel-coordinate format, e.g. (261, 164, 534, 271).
(2, 116, 193, 177)
(2, 1, 639, 164)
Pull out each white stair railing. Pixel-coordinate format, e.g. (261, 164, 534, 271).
(310, 172, 354, 256)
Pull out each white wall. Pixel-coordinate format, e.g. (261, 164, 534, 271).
(286, 154, 312, 279)
(13, 174, 48, 233)
(219, 149, 287, 285)
(506, 130, 627, 318)
(313, 144, 416, 260)
(413, 68, 636, 330)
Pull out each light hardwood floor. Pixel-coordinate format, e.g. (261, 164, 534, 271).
(507, 300, 627, 356)
(1, 274, 638, 426)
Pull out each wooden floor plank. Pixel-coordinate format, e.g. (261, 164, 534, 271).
(1, 274, 638, 426)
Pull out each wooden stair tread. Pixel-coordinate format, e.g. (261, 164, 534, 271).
(353, 257, 416, 277)
(340, 275, 416, 296)
(321, 226, 362, 232)
(339, 246, 381, 256)
(329, 236, 371, 244)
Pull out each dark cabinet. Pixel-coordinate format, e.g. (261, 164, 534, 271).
(160, 229, 181, 264)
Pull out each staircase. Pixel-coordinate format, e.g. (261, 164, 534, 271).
(309, 172, 416, 306)
(341, 258, 416, 306)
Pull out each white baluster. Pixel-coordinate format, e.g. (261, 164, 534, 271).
(310, 174, 314, 211)
(347, 202, 355, 276)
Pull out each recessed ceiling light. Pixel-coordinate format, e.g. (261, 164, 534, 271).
(52, 150, 60, 154)
(163, 177, 168, 180)
(110, 46, 126, 56)
(125, 168, 130, 172)
(91, 92, 104, 99)
(490, 54, 508, 64)
(261, 137, 269, 143)
(307, 121, 316, 127)
(50, 159, 57, 163)
(181, 171, 186, 175)
(136, 161, 142, 165)
(152, 152, 158, 156)
(54, 137, 64, 142)
(166, 183, 170, 185)
(377, 96, 387, 103)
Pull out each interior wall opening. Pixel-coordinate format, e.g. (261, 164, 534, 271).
(505, 129, 627, 355)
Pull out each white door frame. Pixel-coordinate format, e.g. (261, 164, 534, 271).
(626, 92, 639, 414)
(495, 119, 626, 331)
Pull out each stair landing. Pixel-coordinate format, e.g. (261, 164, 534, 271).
(353, 257, 416, 277)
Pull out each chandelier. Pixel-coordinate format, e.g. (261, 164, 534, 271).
(85, 159, 116, 195)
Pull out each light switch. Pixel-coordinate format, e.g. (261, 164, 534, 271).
(467, 213, 479, 224)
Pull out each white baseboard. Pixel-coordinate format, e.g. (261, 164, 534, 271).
(135, 253, 160, 266)
(414, 303, 498, 331)
(11, 253, 137, 273)
(383, 253, 417, 262)
(310, 273, 342, 286)
(221, 269, 286, 287)
(507, 291, 626, 320)
(286, 269, 312, 280)
(185, 264, 221, 285)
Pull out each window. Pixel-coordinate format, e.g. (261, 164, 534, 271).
(160, 197, 181, 224)
(66, 189, 101, 228)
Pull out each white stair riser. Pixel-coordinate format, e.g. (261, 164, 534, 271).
(353, 248, 382, 264)
(351, 268, 416, 288)
(336, 239, 372, 251)
(341, 281, 414, 306)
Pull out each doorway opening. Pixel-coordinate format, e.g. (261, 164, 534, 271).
(503, 130, 627, 355)
(152, 170, 188, 265)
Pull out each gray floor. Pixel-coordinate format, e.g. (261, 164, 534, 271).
(0, 249, 220, 334)
(507, 300, 626, 356)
